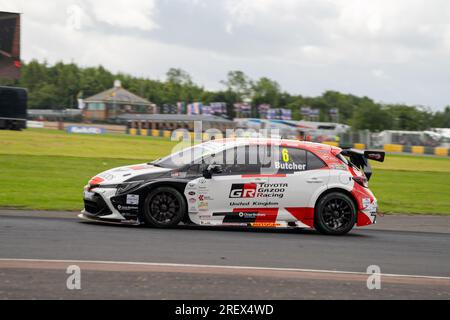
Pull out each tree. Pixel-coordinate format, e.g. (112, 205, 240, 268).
(20, 60, 49, 91)
(221, 70, 253, 101)
(252, 77, 281, 108)
(166, 68, 193, 86)
(351, 102, 393, 131)
(4, 59, 447, 129)
(28, 83, 60, 109)
(431, 106, 450, 128)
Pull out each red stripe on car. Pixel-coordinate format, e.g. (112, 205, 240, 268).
(285, 207, 315, 228)
(89, 176, 104, 185)
(129, 165, 148, 171)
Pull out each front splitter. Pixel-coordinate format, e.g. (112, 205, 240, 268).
(78, 213, 140, 226)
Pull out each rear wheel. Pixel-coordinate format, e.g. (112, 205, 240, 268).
(143, 187, 186, 228)
(315, 192, 356, 235)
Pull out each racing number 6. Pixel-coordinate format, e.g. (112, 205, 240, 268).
(282, 149, 290, 163)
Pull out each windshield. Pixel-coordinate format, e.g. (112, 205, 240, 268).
(151, 143, 224, 169)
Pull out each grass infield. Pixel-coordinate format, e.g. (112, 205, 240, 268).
(0, 129, 449, 214)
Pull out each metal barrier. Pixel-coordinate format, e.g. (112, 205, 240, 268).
(128, 131, 450, 157)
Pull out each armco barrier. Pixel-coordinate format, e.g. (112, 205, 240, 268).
(435, 147, 449, 157)
(127, 130, 450, 157)
(411, 146, 425, 155)
(384, 144, 404, 153)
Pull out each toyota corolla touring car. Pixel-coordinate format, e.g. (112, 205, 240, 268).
(79, 139, 385, 235)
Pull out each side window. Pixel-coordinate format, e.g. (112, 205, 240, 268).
(229, 145, 261, 175)
(307, 151, 327, 170)
(186, 164, 202, 176)
(206, 145, 265, 175)
(275, 148, 307, 173)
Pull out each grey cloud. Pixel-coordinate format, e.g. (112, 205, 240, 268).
(4, 0, 450, 109)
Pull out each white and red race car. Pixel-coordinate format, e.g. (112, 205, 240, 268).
(79, 139, 385, 235)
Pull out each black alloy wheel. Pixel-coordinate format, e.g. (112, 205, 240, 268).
(314, 192, 357, 235)
(143, 187, 186, 228)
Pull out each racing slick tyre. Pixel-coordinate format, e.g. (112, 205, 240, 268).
(314, 192, 357, 235)
(143, 187, 186, 228)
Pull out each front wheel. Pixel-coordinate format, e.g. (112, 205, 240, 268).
(314, 192, 357, 235)
(143, 187, 186, 228)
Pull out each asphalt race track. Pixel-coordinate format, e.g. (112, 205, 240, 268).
(0, 211, 449, 299)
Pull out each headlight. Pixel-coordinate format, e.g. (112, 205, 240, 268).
(116, 181, 143, 195)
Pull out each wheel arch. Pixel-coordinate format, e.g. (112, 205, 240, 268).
(139, 180, 190, 221)
(314, 188, 359, 213)
(142, 180, 188, 195)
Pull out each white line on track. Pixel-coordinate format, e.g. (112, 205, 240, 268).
(0, 258, 449, 280)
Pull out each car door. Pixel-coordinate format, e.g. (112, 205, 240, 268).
(187, 145, 271, 226)
(267, 147, 330, 228)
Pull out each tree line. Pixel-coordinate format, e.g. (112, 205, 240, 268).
(1, 60, 449, 131)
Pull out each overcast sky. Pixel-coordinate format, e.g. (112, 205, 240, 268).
(1, 0, 450, 110)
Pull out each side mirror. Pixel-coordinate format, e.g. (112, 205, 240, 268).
(202, 164, 223, 179)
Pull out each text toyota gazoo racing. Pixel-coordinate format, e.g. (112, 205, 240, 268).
(79, 139, 385, 235)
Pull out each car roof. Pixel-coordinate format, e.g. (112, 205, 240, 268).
(205, 138, 342, 155)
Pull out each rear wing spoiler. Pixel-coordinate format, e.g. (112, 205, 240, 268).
(340, 149, 385, 181)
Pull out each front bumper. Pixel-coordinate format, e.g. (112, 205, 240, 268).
(78, 212, 140, 225)
(82, 187, 140, 224)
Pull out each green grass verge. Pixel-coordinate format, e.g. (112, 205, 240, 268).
(370, 170, 450, 215)
(0, 129, 449, 214)
(0, 155, 143, 211)
(0, 128, 178, 160)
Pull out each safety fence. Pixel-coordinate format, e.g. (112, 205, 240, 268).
(128, 127, 233, 141)
(128, 128, 450, 157)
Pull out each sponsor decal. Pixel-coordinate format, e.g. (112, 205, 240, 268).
(229, 183, 287, 199)
(366, 153, 383, 161)
(198, 179, 208, 190)
(118, 205, 139, 211)
(331, 164, 347, 171)
(67, 126, 105, 135)
(188, 191, 196, 196)
(251, 222, 281, 228)
(362, 199, 378, 217)
(214, 210, 278, 223)
(198, 195, 205, 201)
(229, 201, 280, 207)
(198, 201, 209, 211)
(126, 194, 139, 205)
(189, 198, 197, 204)
(362, 198, 371, 207)
(238, 212, 259, 219)
(27, 121, 45, 129)
(229, 184, 256, 198)
(274, 162, 306, 171)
